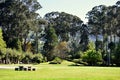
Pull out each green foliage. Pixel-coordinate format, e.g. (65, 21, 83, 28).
(53, 41, 70, 59)
(16, 39, 22, 51)
(83, 50, 102, 66)
(21, 52, 44, 64)
(1, 0, 120, 67)
(0, 0, 42, 51)
(44, 12, 87, 60)
(0, 48, 6, 60)
(45, 12, 83, 41)
(0, 48, 45, 64)
(88, 42, 95, 50)
(32, 53, 44, 64)
(5, 48, 23, 64)
(49, 57, 62, 64)
(22, 52, 33, 64)
(47, 25, 58, 47)
(0, 29, 6, 61)
(43, 24, 58, 60)
(0, 29, 6, 49)
(82, 42, 102, 66)
(72, 51, 83, 59)
(114, 43, 120, 66)
(80, 24, 89, 51)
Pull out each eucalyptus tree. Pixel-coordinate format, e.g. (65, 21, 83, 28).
(113, 1, 120, 62)
(44, 12, 83, 41)
(30, 18, 47, 53)
(0, 0, 42, 51)
(107, 5, 118, 43)
(44, 12, 88, 59)
(116, 1, 120, 41)
(87, 5, 108, 51)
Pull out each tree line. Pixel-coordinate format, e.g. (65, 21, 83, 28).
(0, 0, 120, 66)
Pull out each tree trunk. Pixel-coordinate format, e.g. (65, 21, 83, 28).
(114, 34, 116, 43)
(110, 34, 112, 42)
(95, 33, 99, 51)
(23, 37, 27, 52)
(36, 32, 39, 53)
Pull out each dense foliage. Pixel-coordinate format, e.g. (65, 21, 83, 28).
(0, 0, 120, 66)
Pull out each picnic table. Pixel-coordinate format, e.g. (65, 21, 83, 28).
(15, 66, 36, 71)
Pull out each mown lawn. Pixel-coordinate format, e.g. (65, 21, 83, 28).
(0, 61, 120, 80)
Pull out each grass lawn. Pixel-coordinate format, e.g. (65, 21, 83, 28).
(0, 61, 120, 80)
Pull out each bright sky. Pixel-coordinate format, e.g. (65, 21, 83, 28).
(37, 0, 118, 23)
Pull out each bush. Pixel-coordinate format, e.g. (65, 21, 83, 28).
(32, 53, 44, 64)
(22, 52, 33, 64)
(49, 57, 62, 64)
(0, 48, 6, 60)
(82, 50, 102, 66)
(73, 51, 83, 59)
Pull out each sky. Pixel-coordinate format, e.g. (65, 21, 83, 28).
(37, 0, 118, 23)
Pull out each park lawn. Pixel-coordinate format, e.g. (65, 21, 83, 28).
(0, 61, 120, 80)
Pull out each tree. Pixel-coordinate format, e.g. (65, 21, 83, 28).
(43, 24, 58, 60)
(79, 24, 89, 51)
(53, 41, 70, 59)
(0, 28, 6, 63)
(87, 5, 108, 51)
(22, 52, 33, 64)
(114, 42, 120, 66)
(44, 12, 89, 59)
(83, 42, 102, 66)
(83, 49, 102, 66)
(31, 18, 47, 53)
(44, 12, 83, 42)
(0, 29, 6, 49)
(0, 0, 42, 51)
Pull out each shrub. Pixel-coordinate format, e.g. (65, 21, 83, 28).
(82, 50, 102, 66)
(0, 48, 6, 60)
(22, 52, 33, 64)
(49, 57, 62, 64)
(73, 51, 83, 59)
(32, 53, 44, 64)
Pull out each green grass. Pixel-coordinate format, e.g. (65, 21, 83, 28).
(0, 61, 120, 80)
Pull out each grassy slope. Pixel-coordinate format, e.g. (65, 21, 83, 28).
(0, 61, 120, 80)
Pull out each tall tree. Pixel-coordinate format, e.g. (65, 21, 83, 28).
(31, 18, 47, 53)
(44, 12, 88, 58)
(79, 24, 89, 51)
(87, 5, 108, 52)
(43, 24, 58, 60)
(0, 0, 42, 51)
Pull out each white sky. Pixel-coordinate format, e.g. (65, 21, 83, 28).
(37, 0, 118, 23)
